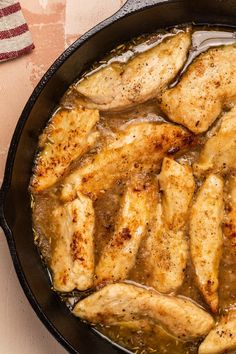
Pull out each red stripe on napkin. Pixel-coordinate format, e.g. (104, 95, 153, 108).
(0, 2, 21, 18)
(0, 23, 28, 39)
(0, 42, 34, 61)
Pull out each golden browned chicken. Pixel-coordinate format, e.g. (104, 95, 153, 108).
(160, 44, 236, 133)
(190, 174, 224, 312)
(143, 158, 195, 293)
(50, 193, 95, 292)
(74, 31, 191, 111)
(31, 107, 99, 193)
(95, 176, 156, 286)
(224, 175, 236, 257)
(60, 122, 193, 202)
(199, 311, 236, 354)
(159, 157, 195, 230)
(194, 106, 236, 176)
(73, 283, 214, 340)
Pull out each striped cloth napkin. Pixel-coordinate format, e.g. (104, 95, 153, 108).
(0, 0, 34, 62)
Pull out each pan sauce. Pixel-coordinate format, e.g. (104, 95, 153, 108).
(32, 26, 236, 354)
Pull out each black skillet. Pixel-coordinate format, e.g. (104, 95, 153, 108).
(1, 0, 236, 353)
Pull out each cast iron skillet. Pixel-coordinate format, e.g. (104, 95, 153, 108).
(1, 0, 236, 353)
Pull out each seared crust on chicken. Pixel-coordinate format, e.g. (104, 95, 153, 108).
(199, 311, 236, 354)
(60, 122, 193, 202)
(194, 106, 236, 176)
(73, 283, 214, 340)
(190, 174, 224, 312)
(50, 193, 95, 292)
(74, 31, 191, 111)
(31, 107, 99, 193)
(160, 44, 236, 133)
(95, 177, 155, 285)
(224, 175, 236, 256)
(143, 158, 195, 293)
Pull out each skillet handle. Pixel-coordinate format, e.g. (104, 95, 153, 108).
(122, 0, 168, 13)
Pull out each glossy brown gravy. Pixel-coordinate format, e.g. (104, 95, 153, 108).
(32, 26, 236, 354)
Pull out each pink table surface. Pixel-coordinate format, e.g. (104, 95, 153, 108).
(0, 1, 125, 353)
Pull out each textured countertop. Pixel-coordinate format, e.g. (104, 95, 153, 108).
(0, 1, 125, 353)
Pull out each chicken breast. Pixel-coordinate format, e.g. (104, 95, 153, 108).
(190, 174, 224, 312)
(143, 158, 195, 293)
(50, 193, 95, 292)
(74, 31, 191, 111)
(199, 311, 236, 354)
(194, 106, 236, 176)
(223, 175, 236, 257)
(73, 283, 214, 340)
(95, 177, 155, 286)
(160, 44, 236, 133)
(60, 122, 193, 202)
(159, 157, 195, 230)
(31, 107, 99, 193)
